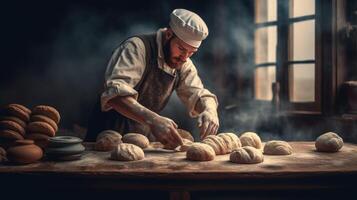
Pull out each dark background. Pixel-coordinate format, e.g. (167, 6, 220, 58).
(0, 0, 254, 138)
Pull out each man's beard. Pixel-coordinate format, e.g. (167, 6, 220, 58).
(163, 37, 183, 69)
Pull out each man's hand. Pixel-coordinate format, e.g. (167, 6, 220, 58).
(149, 116, 183, 148)
(197, 110, 219, 140)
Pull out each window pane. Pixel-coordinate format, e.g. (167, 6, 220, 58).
(255, 66, 276, 100)
(255, 0, 277, 23)
(290, 0, 315, 18)
(290, 20, 315, 60)
(289, 64, 315, 102)
(255, 26, 277, 64)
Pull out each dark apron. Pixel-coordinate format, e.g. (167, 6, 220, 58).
(86, 33, 180, 141)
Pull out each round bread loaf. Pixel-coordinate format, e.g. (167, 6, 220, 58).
(96, 130, 122, 140)
(27, 121, 55, 137)
(202, 135, 227, 155)
(217, 132, 241, 153)
(230, 146, 264, 164)
(95, 130, 122, 152)
(0, 120, 25, 136)
(30, 115, 58, 132)
(315, 132, 343, 152)
(32, 105, 61, 124)
(0, 116, 26, 128)
(186, 143, 215, 161)
(263, 140, 293, 155)
(4, 104, 30, 122)
(177, 129, 194, 142)
(110, 143, 145, 161)
(0, 129, 24, 140)
(122, 133, 149, 149)
(240, 132, 262, 149)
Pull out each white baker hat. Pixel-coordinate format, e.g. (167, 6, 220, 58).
(169, 8, 209, 48)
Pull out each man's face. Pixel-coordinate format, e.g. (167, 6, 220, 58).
(163, 32, 198, 70)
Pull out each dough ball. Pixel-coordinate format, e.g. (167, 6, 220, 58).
(263, 140, 293, 155)
(240, 132, 262, 149)
(186, 143, 215, 161)
(110, 143, 145, 161)
(315, 132, 343, 152)
(230, 146, 264, 164)
(217, 132, 241, 153)
(95, 130, 122, 152)
(202, 135, 227, 155)
(122, 133, 149, 149)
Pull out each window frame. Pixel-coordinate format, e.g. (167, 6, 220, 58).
(254, 0, 322, 114)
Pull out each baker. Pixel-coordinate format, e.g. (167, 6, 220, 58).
(86, 9, 219, 148)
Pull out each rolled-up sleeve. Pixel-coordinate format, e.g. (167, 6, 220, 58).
(101, 37, 146, 111)
(176, 59, 218, 117)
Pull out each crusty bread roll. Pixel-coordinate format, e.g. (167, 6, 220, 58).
(202, 135, 227, 155)
(186, 143, 215, 161)
(217, 132, 241, 153)
(263, 140, 293, 155)
(230, 146, 264, 164)
(95, 130, 122, 152)
(239, 132, 262, 149)
(315, 132, 343, 152)
(110, 143, 144, 161)
(122, 133, 149, 149)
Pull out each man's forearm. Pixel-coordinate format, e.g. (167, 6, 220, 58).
(107, 95, 159, 126)
(195, 97, 218, 114)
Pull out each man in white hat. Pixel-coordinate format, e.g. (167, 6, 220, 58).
(86, 9, 219, 148)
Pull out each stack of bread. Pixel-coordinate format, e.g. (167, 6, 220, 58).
(25, 105, 60, 148)
(0, 104, 30, 148)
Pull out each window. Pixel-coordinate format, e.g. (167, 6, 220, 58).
(254, 0, 320, 113)
(288, 0, 316, 103)
(254, 0, 277, 100)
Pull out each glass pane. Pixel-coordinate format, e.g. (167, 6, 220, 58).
(290, 0, 315, 18)
(290, 20, 315, 60)
(255, 26, 277, 64)
(254, 66, 276, 100)
(255, 0, 277, 23)
(289, 64, 315, 102)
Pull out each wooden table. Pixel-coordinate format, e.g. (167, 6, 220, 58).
(1, 142, 357, 200)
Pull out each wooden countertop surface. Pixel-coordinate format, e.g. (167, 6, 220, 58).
(1, 142, 357, 179)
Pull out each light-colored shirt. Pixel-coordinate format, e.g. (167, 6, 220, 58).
(101, 28, 218, 117)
